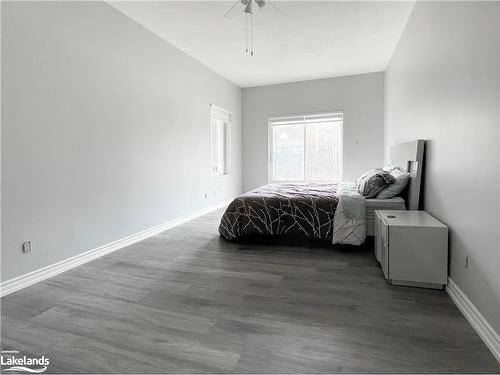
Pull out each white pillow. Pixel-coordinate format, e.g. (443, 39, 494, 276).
(382, 164, 397, 173)
(376, 168, 410, 199)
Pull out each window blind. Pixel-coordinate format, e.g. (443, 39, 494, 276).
(269, 112, 343, 126)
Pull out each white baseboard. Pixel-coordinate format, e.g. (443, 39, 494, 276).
(446, 277, 500, 363)
(0, 199, 233, 298)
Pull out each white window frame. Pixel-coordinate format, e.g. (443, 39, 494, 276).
(268, 111, 343, 183)
(210, 104, 231, 176)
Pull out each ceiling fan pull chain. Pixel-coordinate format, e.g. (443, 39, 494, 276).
(245, 13, 248, 53)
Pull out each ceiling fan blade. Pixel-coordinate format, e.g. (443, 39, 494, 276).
(224, 0, 241, 18)
(268, 0, 285, 15)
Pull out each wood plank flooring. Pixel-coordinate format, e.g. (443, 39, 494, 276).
(2, 209, 499, 373)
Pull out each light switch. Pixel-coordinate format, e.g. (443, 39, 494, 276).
(22, 241, 32, 253)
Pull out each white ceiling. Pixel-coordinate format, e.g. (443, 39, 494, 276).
(109, 1, 414, 87)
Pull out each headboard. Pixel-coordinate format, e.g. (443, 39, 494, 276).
(389, 139, 425, 210)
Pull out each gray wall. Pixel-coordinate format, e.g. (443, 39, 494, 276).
(242, 73, 385, 191)
(1, 1, 242, 282)
(385, 2, 500, 332)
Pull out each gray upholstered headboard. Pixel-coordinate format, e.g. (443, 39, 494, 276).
(389, 140, 425, 210)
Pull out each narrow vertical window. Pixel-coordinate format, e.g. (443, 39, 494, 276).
(269, 112, 343, 182)
(211, 104, 231, 175)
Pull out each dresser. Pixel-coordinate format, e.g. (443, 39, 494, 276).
(374, 210, 448, 289)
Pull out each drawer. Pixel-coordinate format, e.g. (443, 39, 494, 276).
(375, 212, 389, 278)
(389, 227, 448, 285)
(374, 215, 381, 261)
(380, 220, 389, 279)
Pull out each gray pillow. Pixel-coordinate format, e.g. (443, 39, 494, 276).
(376, 168, 411, 199)
(357, 169, 395, 198)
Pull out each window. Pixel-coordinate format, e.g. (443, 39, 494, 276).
(211, 104, 230, 175)
(269, 112, 343, 182)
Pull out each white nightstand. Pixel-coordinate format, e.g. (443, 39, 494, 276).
(374, 210, 448, 289)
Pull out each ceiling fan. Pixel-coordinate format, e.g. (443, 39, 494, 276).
(224, 0, 284, 56)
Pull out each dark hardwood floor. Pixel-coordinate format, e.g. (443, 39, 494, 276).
(2, 209, 499, 373)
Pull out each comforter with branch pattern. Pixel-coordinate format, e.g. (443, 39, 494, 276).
(219, 183, 366, 245)
(218, 183, 366, 245)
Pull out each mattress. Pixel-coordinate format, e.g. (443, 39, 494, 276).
(366, 197, 406, 235)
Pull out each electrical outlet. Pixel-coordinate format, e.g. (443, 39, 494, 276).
(22, 241, 32, 254)
(204, 192, 208, 199)
(465, 255, 469, 268)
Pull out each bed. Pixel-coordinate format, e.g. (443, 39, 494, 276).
(219, 139, 424, 242)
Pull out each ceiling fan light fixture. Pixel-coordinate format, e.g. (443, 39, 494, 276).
(255, 0, 266, 10)
(224, 0, 284, 56)
(244, 0, 253, 14)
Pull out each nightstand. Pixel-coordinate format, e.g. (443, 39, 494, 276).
(374, 210, 448, 289)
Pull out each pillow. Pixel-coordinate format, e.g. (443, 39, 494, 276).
(357, 169, 395, 198)
(356, 168, 383, 185)
(376, 168, 411, 199)
(382, 164, 398, 173)
(356, 169, 372, 186)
